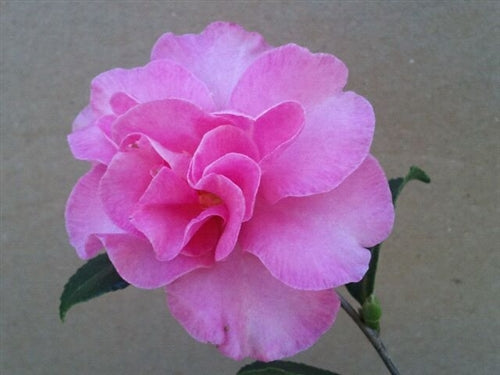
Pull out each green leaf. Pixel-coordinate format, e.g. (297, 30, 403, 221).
(346, 166, 430, 306)
(59, 253, 129, 321)
(237, 361, 341, 375)
(345, 244, 380, 306)
(389, 165, 430, 205)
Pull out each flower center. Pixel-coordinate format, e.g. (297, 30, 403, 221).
(197, 191, 222, 208)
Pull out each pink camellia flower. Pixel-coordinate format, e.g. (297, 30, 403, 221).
(66, 22, 394, 361)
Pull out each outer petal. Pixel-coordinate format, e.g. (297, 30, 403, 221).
(65, 165, 122, 259)
(240, 156, 395, 290)
(166, 250, 339, 361)
(72, 105, 97, 131)
(229, 44, 347, 116)
(151, 22, 271, 108)
(90, 59, 215, 115)
(259, 92, 375, 202)
(100, 234, 213, 289)
(68, 116, 117, 165)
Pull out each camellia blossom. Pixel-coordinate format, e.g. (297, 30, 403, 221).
(65, 22, 394, 361)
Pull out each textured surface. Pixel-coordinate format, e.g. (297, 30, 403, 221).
(1, 1, 499, 374)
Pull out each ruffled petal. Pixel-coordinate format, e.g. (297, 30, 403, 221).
(262, 92, 374, 202)
(230, 44, 347, 116)
(194, 174, 245, 261)
(182, 208, 225, 257)
(166, 249, 339, 361)
(99, 138, 163, 232)
(111, 99, 227, 156)
(90, 59, 215, 115)
(203, 153, 261, 221)
(131, 204, 200, 261)
(151, 22, 271, 109)
(65, 165, 122, 259)
(101, 234, 213, 289)
(240, 156, 394, 290)
(188, 125, 259, 185)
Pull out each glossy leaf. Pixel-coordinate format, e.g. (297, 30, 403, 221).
(237, 361, 341, 375)
(59, 253, 129, 321)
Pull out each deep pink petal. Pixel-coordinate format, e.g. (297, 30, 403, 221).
(166, 249, 339, 361)
(230, 44, 347, 116)
(259, 92, 375, 202)
(151, 22, 271, 109)
(99, 138, 163, 232)
(109, 92, 138, 115)
(65, 165, 122, 259)
(241, 156, 394, 290)
(100, 234, 213, 289)
(90, 59, 215, 115)
(182, 208, 225, 257)
(253, 101, 305, 161)
(194, 174, 245, 261)
(111, 99, 227, 155)
(203, 153, 261, 221)
(68, 116, 117, 165)
(188, 125, 259, 185)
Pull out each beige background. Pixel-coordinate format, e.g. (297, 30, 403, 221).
(1, 1, 499, 374)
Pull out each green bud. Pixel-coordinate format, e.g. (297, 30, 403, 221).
(361, 295, 382, 331)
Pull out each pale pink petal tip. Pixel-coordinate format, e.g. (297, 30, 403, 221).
(151, 22, 271, 109)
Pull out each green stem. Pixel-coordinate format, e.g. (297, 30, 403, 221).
(338, 292, 401, 375)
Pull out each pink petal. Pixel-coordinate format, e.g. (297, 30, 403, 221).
(188, 125, 259, 185)
(182, 208, 225, 257)
(109, 92, 138, 115)
(253, 101, 305, 161)
(111, 99, 227, 155)
(65, 165, 122, 259)
(229, 44, 347, 116)
(194, 174, 245, 261)
(151, 22, 271, 109)
(68, 116, 117, 165)
(203, 153, 261, 221)
(260, 92, 375, 202)
(100, 234, 213, 289)
(72, 105, 97, 131)
(90, 59, 215, 115)
(138, 167, 198, 206)
(131, 204, 200, 261)
(166, 249, 339, 361)
(99, 138, 163, 232)
(240, 155, 395, 290)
